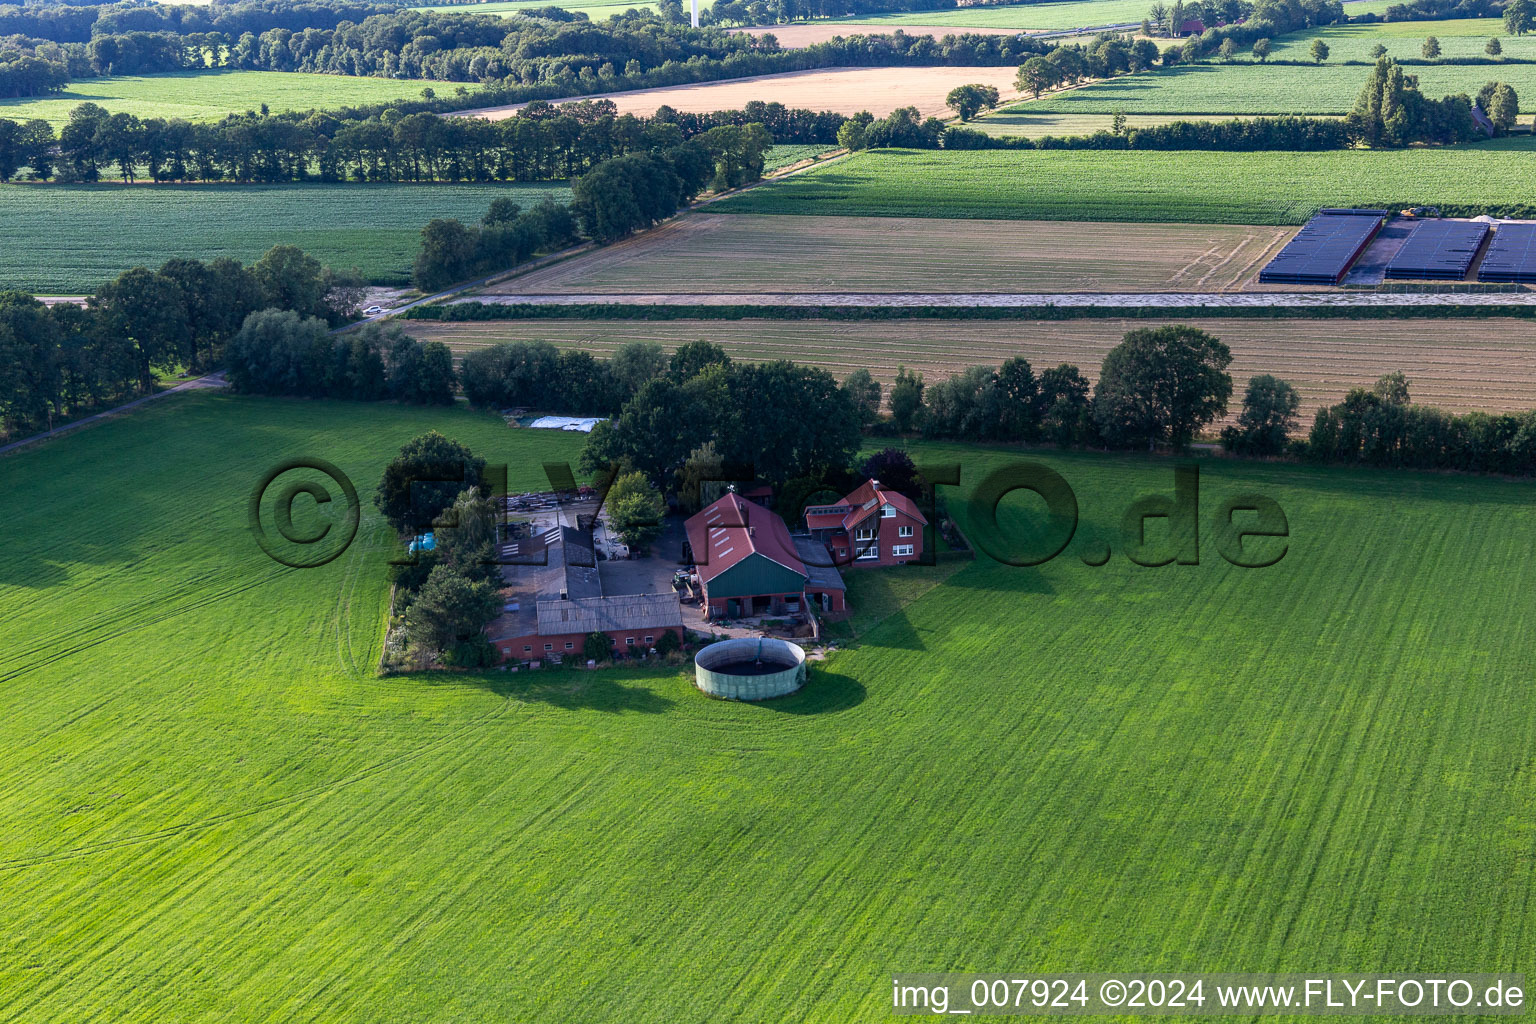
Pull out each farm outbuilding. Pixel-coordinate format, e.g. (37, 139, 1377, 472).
(684, 492, 845, 620)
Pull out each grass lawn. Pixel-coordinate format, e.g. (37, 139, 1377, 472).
(0, 70, 472, 129)
(997, 60, 1536, 117)
(2, 392, 1534, 1020)
(711, 140, 1536, 223)
(0, 182, 568, 293)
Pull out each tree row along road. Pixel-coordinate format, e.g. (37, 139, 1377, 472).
(456, 291, 1536, 308)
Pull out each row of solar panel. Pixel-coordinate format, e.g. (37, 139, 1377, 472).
(1477, 223, 1536, 283)
(1257, 211, 1386, 285)
(1260, 214, 1536, 285)
(1385, 220, 1489, 281)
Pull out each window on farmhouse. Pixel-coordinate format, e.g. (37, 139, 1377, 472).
(898, 525, 913, 538)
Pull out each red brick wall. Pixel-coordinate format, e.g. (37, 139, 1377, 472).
(495, 626, 682, 663)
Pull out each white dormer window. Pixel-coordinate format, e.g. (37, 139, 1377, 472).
(881, 504, 896, 518)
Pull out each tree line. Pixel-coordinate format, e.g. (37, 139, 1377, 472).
(1307, 373, 1536, 474)
(4, 5, 1050, 102)
(0, 97, 820, 183)
(411, 125, 765, 287)
(0, 245, 358, 439)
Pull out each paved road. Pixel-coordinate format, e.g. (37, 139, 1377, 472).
(0, 372, 227, 459)
(458, 290, 1536, 309)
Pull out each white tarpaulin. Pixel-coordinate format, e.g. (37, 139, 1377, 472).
(527, 416, 606, 433)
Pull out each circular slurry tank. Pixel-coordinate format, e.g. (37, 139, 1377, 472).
(694, 637, 807, 701)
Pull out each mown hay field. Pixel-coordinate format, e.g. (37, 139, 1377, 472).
(0, 70, 474, 128)
(407, 315, 1536, 421)
(711, 141, 1536, 223)
(0, 182, 567, 293)
(456, 64, 1021, 120)
(1000, 60, 1536, 117)
(476, 213, 1290, 295)
(4, 391, 1535, 1021)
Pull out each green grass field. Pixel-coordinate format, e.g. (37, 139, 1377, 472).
(1269, 16, 1536, 61)
(712, 139, 1536, 223)
(0, 70, 471, 129)
(2, 392, 1534, 1020)
(413, 0, 663, 17)
(996, 61, 1536, 117)
(0, 182, 568, 293)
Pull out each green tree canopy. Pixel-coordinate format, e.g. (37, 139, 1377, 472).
(1092, 325, 1234, 450)
(375, 431, 489, 536)
(1221, 374, 1301, 455)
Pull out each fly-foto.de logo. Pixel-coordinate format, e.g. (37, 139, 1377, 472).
(962, 462, 1289, 569)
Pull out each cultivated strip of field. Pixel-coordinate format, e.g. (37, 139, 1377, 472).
(710, 142, 1536, 224)
(406, 316, 1536, 420)
(453, 65, 1021, 120)
(967, 109, 1220, 136)
(0, 70, 473, 128)
(474, 213, 1291, 295)
(737, 23, 1026, 45)
(0, 182, 567, 293)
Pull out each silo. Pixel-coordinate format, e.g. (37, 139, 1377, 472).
(693, 637, 807, 701)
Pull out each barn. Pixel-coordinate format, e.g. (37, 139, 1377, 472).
(684, 492, 845, 620)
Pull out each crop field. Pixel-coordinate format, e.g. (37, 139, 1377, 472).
(475, 213, 1290, 294)
(406, 316, 1536, 420)
(762, 142, 832, 171)
(0, 183, 567, 293)
(4, 391, 1536, 1021)
(1269, 16, 1536, 61)
(996, 60, 1536, 117)
(711, 141, 1536, 224)
(0, 70, 471, 129)
(413, 0, 663, 16)
(455, 64, 1022, 120)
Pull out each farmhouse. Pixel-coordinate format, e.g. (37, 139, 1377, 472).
(804, 479, 927, 567)
(684, 492, 846, 620)
(487, 521, 683, 663)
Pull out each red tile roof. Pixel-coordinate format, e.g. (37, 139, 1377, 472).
(805, 479, 928, 534)
(685, 492, 806, 585)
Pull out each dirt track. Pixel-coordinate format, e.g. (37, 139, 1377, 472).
(452, 65, 1022, 120)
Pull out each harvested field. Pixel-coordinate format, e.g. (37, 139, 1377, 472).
(454, 65, 1021, 120)
(404, 317, 1536, 422)
(475, 213, 1292, 294)
(736, 23, 1024, 45)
